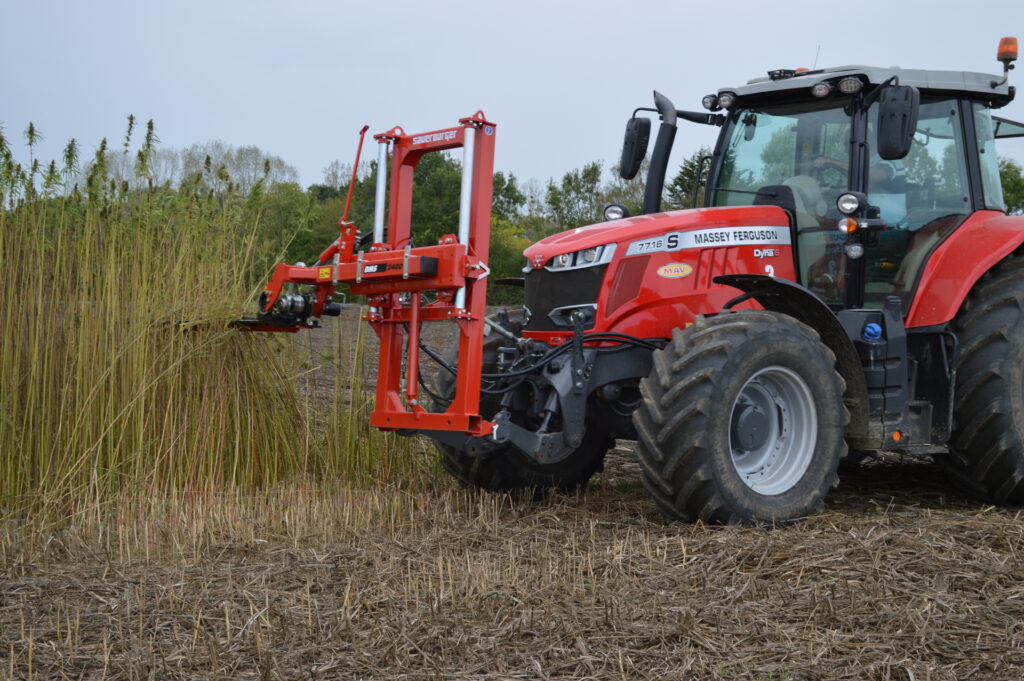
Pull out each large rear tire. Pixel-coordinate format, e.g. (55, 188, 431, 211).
(431, 315, 611, 492)
(947, 256, 1024, 503)
(633, 311, 848, 524)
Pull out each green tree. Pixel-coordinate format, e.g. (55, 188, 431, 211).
(545, 161, 602, 228)
(487, 217, 531, 304)
(409, 152, 462, 246)
(665, 148, 712, 210)
(598, 156, 648, 216)
(903, 140, 940, 186)
(759, 127, 796, 185)
(1000, 157, 1024, 214)
(492, 171, 525, 221)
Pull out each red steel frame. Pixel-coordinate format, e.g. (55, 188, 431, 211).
(251, 112, 497, 436)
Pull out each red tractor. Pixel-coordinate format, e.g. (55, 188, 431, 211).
(243, 39, 1024, 523)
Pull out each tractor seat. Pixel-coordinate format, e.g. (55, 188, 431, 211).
(782, 175, 827, 227)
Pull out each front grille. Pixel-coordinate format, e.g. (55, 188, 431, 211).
(523, 265, 607, 331)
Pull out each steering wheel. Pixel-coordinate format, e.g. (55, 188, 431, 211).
(810, 159, 847, 189)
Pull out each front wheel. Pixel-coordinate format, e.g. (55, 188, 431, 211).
(633, 311, 848, 524)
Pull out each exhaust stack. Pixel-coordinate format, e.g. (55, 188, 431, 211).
(642, 90, 678, 215)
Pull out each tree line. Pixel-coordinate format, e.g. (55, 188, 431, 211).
(3, 118, 1024, 305)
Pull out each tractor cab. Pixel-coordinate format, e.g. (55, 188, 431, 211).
(700, 65, 1021, 312)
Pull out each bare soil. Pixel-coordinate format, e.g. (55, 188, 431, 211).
(4, 310, 1024, 680)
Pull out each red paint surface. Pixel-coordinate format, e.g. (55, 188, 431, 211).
(905, 211, 1024, 327)
(524, 206, 794, 344)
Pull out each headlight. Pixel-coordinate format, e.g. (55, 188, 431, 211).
(837, 77, 864, 94)
(811, 82, 833, 98)
(702, 94, 720, 111)
(603, 203, 630, 221)
(546, 244, 616, 271)
(836, 191, 866, 215)
(717, 91, 738, 109)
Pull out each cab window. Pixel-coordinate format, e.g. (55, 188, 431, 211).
(863, 98, 971, 309)
(712, 100, 851, 305)
(973, 103, 1006, 212)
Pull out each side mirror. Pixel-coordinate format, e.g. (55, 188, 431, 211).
(619, 117, 650, 180)
(877, 85, 920, 160)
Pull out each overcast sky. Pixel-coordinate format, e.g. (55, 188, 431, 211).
(3, 0, 1023, 188)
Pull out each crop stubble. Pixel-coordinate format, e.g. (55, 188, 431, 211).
(3, 311, 1024, 680)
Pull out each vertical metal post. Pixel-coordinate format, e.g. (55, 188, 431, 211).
(405, 292, 421, 406)
(454, 124, 477, 309)
(373, 141, 388, 244)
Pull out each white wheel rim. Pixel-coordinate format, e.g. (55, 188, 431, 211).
(728, 365, 818, 496)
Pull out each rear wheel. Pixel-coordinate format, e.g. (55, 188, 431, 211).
(431, 315, 611, 492)
(633, 311, 848, 524)
(947, 256, 1024, 503)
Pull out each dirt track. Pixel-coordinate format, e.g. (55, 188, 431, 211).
(4, 310, 1024, 680)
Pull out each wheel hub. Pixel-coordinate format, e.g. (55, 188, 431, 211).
(728, 366, 818, 496)
(731, 402, 770, 451)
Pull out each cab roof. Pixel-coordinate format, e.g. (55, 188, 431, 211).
(720, 65, 1015, 107)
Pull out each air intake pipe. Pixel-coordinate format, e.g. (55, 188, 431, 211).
(642, 90, 678, 215)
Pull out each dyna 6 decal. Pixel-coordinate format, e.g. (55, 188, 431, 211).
(625, 226, 791, 256)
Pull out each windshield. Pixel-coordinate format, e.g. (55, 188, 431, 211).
(711, 99, 851, 304)
(709, 95, 975, 310)
(712, 100, 852, 219)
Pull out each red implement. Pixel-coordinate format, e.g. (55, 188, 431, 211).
(240, 112, 497, 437)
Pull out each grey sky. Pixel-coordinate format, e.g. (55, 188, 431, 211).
(3, 0, 1022, 188)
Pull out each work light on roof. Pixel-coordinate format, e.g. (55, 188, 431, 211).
(702, 94, 721, 111)
(717, 91, 738, 109)
(837, 77, 864, 94)
(811, 82, 833, 98)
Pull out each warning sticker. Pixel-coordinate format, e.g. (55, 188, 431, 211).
(317, 267, 332, 280)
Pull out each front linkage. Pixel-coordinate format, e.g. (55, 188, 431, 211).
(428, 312, 659, 464)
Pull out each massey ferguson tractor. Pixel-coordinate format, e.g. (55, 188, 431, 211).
(240, 38, 1024, 524)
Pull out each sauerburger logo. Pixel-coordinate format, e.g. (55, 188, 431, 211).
(412, 130, 458, 145)
(656, 263, 693, 278)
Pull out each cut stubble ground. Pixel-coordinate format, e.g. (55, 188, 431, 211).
(4, 463, 1024, 680)
(4, 312, 1024, 680)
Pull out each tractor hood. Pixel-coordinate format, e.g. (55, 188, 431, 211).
(523, 205, 791, 270)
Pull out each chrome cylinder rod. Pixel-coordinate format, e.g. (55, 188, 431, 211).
(373, 140, 388, 244)
(454, 125, 477, 309)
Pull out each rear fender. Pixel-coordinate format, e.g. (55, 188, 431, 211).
(714, 274, 869, 441)
(906, 212, 1024, 327)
